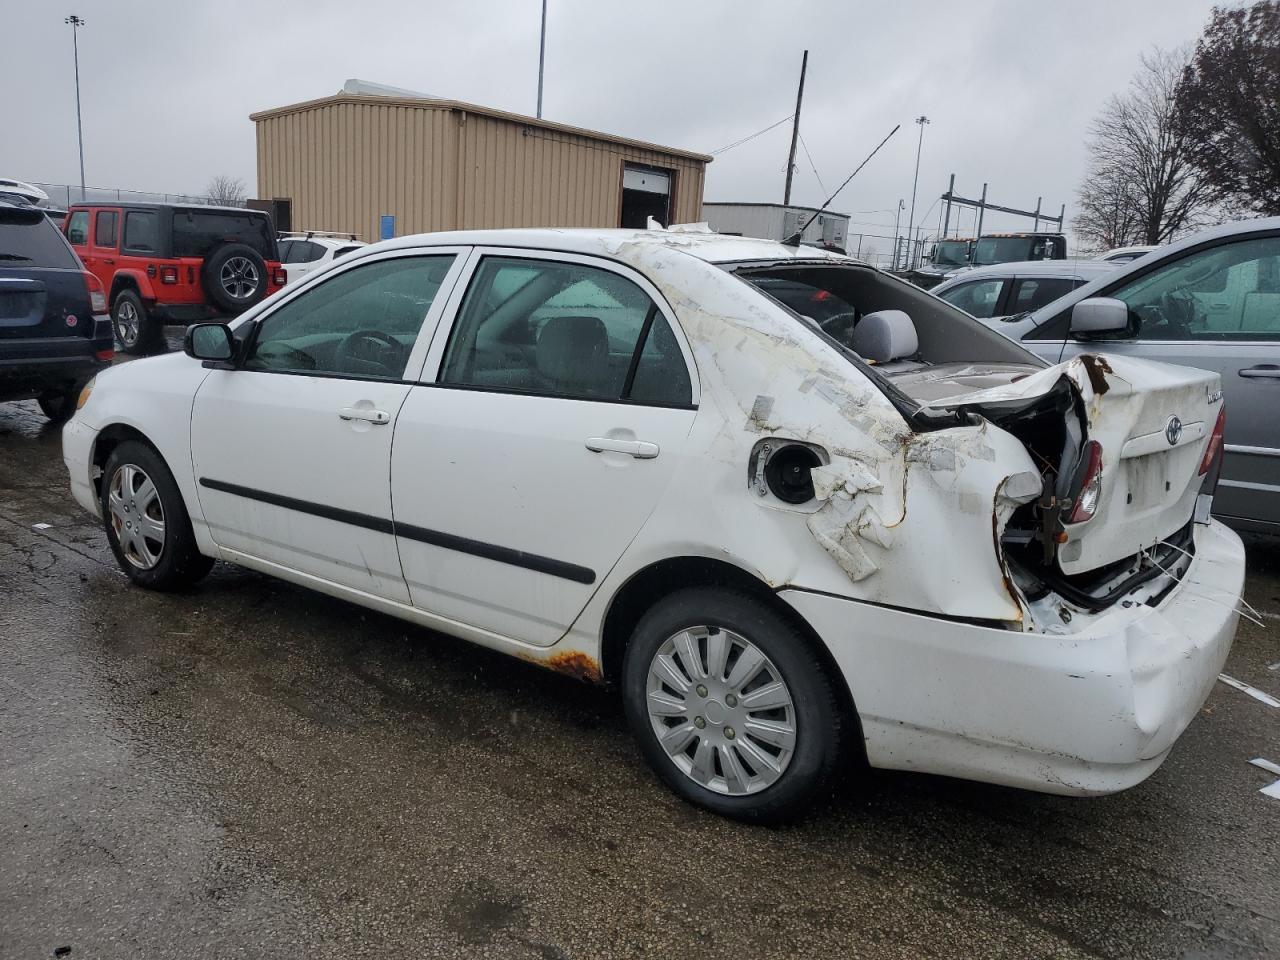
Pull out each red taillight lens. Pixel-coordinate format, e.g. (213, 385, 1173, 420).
(160, 266, 178, 284)
(1068, 440, 1104, 523)
(810, 289, 832, 302)
(1199, 405, 1226, 476)
(83, 271, 108, 313)
(95, 348, 115, 361)
(273, 268, 287, 285)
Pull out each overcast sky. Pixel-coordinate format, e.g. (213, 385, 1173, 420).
(6, 0, 1222, 251)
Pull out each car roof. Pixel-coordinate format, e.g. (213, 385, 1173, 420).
(66, 201, 266, 216)
(1098, 245, 1157, 258)
(1029, 216, 1280, 322)
(367, 227, 860, 268)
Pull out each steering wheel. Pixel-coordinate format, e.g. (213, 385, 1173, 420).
(333, 329, 406, 376)
(819, 310, 859, 345)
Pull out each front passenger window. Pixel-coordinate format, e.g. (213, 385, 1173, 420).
(66, 211, 89, 246)
(939, 278, 1005, 318)
(245, 255, 455, 379)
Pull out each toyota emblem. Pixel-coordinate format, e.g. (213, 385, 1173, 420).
(1165, 415, 1183, 446)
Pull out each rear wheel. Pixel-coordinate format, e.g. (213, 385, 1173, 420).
(37, 385, 79, 423)
(100, 440, 213, 590)
(622, 587, 846, 823)
(112, 289, 158, 355)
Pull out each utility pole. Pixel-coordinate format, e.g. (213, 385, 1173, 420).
(65, 14, 86, 200)
(782, 50, 808, 206)
(976, 182, 988, 240)
(536, 0, 547, 118)
(942, 172, 955, 238)
(905, 115, 929, 269)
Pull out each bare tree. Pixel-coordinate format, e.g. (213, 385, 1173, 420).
(205, 175, 247, 207)
(1177, 1, 1280, 216)
(1074, 48, 1213, 251)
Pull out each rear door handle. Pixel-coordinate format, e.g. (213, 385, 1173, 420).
(586, 437, 659, 459)
(102, 258, 114, 265)
(339, 406, 390, 424)
(1239, 365, 1280, 379)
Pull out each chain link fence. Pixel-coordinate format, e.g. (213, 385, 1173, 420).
(30, 182, 245, 209)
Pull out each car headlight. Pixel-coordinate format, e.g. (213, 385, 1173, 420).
(76, 376, 96, 410)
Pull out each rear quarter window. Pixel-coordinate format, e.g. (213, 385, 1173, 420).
(0, 210, 80, 269)
(172, 210, 275, 259)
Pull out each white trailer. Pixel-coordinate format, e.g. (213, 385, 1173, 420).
(702, 202, 849, 252)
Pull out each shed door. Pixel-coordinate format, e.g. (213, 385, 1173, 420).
(621, 164, 672, 228)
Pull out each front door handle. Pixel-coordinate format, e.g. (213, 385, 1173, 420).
(102, 258, 114, 265)
(586, 437, 659, 459)
(1239, 365, 1280, 380)
(339, 406, 390, 424)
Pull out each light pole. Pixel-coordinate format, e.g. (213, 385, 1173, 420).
(892, 198, 904, 270)
(906, 115, 929, 269)
(536, 0, 547, 118)
(65, 14, 86, 200)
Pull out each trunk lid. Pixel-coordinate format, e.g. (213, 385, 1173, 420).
(902, 354, 1221, 576)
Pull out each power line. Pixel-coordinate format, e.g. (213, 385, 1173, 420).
(710, 114, 794, 156)
(797, 132, 827, 197)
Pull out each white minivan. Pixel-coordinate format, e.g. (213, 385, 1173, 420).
(62, 227, 1244, 821)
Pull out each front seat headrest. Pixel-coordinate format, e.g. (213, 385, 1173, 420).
(852, 309, 918, 363)
(536, 315, 609, 394)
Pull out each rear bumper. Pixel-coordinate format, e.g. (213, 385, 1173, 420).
(780, 520, 1245, 795)
(0, 323, 111, 401)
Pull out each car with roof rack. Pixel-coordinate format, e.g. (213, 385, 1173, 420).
(278, 231, 368, 283)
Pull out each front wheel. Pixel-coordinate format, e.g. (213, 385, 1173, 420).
(622, 587, 847, 823)
(37, 385, 79, 423)
(100, 440, 214, 590)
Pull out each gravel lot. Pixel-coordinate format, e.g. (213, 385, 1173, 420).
(2, 363, 1278, 959)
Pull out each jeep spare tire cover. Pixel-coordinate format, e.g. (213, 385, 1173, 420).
(202, 243, 268, 314)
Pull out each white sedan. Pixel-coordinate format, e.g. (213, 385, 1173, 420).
(62, 227, 1244, 821)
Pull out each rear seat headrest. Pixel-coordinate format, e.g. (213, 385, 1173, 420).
(852, 309, 918, 363)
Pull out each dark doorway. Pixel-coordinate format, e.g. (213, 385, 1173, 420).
(620, 164, 672, 228)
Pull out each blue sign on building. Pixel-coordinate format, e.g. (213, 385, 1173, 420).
(379, 215, 396, 240)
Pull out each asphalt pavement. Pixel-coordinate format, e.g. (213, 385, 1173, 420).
(2, 379, 1278, 959)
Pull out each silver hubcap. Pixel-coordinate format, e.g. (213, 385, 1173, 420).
(646, 626, 796, 796)
(108, 464, 165, 570)
(115, 300, 139, 344)
(220, 257, 259, 300)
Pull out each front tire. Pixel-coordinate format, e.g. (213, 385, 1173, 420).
(622, 587, 847, 823)
(100, 440, 213, 590)
(112, 289, 158, 355)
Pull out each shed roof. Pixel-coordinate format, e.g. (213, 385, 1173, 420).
(249, 93, 713, 164)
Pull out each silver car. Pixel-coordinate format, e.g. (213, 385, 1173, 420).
(974, 220, 1280, 533)
(933, 260, 1119, 320)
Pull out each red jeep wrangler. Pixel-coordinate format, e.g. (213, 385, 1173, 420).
(63, 203, 286, 353)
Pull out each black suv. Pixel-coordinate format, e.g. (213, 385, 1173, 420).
(0, 200, 114, 422)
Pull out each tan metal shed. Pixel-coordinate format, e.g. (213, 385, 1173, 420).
(250, 93, 711, 240)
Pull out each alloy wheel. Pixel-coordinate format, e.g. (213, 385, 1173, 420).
(107, 464, 166, 569)
(115, 299, 139, 346)
(220, 257, 259, 300)
(645, 625, 797, 796)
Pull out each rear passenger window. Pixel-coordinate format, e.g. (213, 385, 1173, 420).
(438, 257, 692, 406)
(123, 211, 158, 253)
(939, 278, 1005, 318)
(1011, 277, 1076, 312)
(66, 211, 89, 246)
(94, 211, 117, 248)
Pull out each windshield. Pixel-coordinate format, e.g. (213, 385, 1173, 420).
(171, 210, 276, 259)
(932, 241, 969, 267)
(972, 237, 1033, 266)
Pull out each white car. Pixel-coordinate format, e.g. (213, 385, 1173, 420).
(278, 233, 367, 283)
(62, 228, 1244, 821)
(1097, 245, 1158, 263)
(932, 260, 1119, 320)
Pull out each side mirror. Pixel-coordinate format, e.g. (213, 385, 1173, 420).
(184, 322, 235, 363)
(1070, 297, 1131, 338)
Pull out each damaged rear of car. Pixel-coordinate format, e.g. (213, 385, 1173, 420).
(610, 238, 1244, 806)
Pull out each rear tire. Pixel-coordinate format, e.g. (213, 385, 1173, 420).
(100, 440, 213, 590)
(112, 289, 158, 355)
(37, 385, 79, 423)
(621, 587, 846, 823)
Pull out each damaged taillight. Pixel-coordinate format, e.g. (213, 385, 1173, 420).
(1199, 406, 1226, 476)
(1068, 440, 1104, 523)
